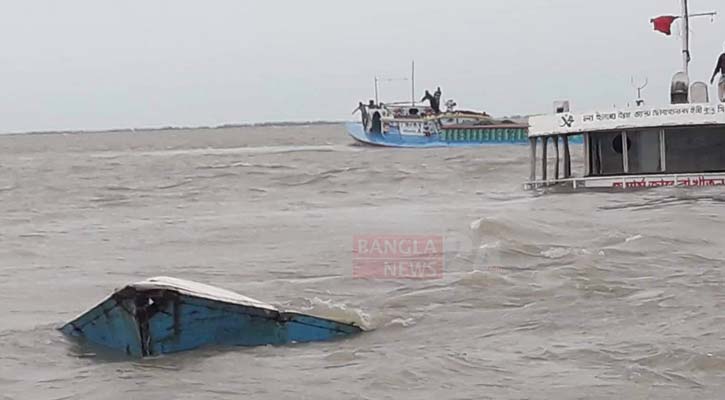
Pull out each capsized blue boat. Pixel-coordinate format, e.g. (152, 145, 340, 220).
(60, 277, 364, 357)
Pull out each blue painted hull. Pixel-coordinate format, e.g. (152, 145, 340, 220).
(346, 122, 582, 148)
(345, 122, 529, 148)
(61, 282, 363, 357)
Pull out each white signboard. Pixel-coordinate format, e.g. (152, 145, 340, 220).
(529, 103, 725, 137)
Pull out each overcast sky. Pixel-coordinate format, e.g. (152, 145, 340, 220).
(0, 0, 722, 133)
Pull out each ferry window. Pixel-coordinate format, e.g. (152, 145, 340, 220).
(589, 131, 624, 176)
(612, 135, 631, 154)
(626, 130, 661, 174)
(665, 126, 725, 173)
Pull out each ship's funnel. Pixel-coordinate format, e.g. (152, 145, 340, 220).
(670, 72, 689, 104)
(690, 81, 709, 103)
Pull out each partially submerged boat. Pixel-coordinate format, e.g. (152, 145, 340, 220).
(524, 1, 725, 191)
(60, 277, 363, 357)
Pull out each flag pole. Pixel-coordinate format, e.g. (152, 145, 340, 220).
(681, 0, 690, 76)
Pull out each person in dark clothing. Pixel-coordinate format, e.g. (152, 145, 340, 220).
(353, 102, 369, 128)
(710, 51, 725, 85)
(434, 87, 442, 109)
(421, 90, 440, 114)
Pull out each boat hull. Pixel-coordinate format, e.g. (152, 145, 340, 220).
(60, 279, 363, 357)
(345, 122, 529, 148)
(524, 172, 725, 191)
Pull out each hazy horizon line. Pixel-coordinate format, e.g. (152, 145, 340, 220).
(0, 113, 533, 137)
(0, 119, 348, 137)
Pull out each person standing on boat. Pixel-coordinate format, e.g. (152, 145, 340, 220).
(710, 48, 725, 85)
(353, 102, 369, 129)
(434, 87, 442, 111)
(421, 90, 441, 114)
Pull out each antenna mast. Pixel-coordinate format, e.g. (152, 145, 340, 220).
(411, 60, 416, 106)
(677, 0, 717, 77)
(373, 74, 409, 105)
(682, 0, 690, 75)
(631, 75, 649, 106)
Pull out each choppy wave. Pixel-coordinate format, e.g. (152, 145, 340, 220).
(3, 124, 725, 399)
(298, 297, 372, 331)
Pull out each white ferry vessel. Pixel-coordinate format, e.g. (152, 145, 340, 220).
(525, 0, 725, 191)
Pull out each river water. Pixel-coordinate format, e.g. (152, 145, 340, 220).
(0, 124, 724, 399)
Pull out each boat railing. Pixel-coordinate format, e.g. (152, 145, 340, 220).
(524, 174, 665, 190)
(524, 172, 725, 190)
(523, 176, 580, 190)
(383, 117, 433, 123)
(525, 174, 680, 190)
(382, 101, 427, 107)
(525, 174, 670, 190)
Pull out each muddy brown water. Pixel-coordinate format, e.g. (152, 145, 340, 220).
(1, 124, 724, 399)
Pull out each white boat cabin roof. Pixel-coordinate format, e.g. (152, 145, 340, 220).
(128, 276, 278, 311)
(529, 103, 725, 138)
(65, 277, 280, 324)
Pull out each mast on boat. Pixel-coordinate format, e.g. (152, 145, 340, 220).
(373, 66, 412, 105)
(411, 60, 416, 107)
(654, 0, 716, 103)
(681, 0, 690, 76)
(677, 0, 716, 79)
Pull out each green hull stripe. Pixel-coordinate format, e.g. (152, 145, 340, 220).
(441, 128, 529, 143)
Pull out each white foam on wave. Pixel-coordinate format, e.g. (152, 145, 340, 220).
(455, 269, 514, 287)
(541, 247, 573, 259)
(479, 241, 502, 250)
(384, 318, 417, 328)
(299, 297, 372, 331)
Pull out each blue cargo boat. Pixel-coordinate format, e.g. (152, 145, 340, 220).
(60, 277, 364, 357)
(349, 100, 530, 148)
(346, 118, 529, 148)
(351, 62, 531, 148)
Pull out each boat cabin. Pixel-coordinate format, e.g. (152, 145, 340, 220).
(368, 102, 439, 135)
(373, 103, 502, 136)
(526, 102, 725, 190)
(384, 103, 435, 119)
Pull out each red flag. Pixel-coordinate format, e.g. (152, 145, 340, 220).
(651, 16, 678, 35)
